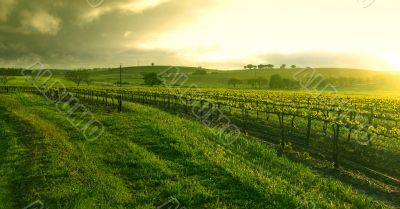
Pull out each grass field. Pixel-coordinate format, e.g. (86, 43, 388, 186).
(82, 66, 400, 90)
(0, 93, 395, 208)
(3, 66, 400, 93)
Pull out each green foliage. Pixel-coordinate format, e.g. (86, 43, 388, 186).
(143, 72, 163, 86)
(269, 74, 298, 89)
(192, 69, 207, 75)
(244, 64, 256, 70)
(65, 70, 90, 86)
(0, 76, 15, 85)
(246, 78, 268, 89)
(227, 78, 242, 88)
(269, 74, 283, 89)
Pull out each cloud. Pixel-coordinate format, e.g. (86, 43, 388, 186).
(0, 0, 18, 22)
(0, 52, 42, 68)
(20, 10, 61, 35)
(80, 0, 170, 23)
(0, 0, 213, 68)
(118, 0, 170, 13)
(123, 31, 132, 38)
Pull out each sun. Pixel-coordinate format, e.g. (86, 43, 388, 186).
(383, 53, 400, 71)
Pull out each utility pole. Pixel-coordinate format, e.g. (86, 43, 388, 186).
(118, 64, 122, 112)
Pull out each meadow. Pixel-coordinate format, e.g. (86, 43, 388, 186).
(4, 66, 400, 91)
(0, 67, 400, 208)
(0, 93, 395, 208)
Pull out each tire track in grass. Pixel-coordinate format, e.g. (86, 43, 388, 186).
(65, 110, 248, 208)
(97, 115, 268, 208)
(0, 105, 26, 209)
(117, 102, 392, 209)
(9, 94, 184, 208)
(54, 100, 273, 208)
(96, 103, 315, 208)
(0, 102, 62, 208)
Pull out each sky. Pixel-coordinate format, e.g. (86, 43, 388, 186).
(0, 0, 399, 70)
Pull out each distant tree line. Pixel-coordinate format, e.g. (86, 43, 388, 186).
(228, 74, 299, 89)
(192, 69, 207, 75)
(319, 77, 378, 88)
(0, 69, 19, 85)
(227, 74, 376, 90)
(228, 78, 269, 89)
(0, 76, 15, 85)
(244, 64, 298, 70)
(0, 68, 67, 76)
(0, 68, 31, 76)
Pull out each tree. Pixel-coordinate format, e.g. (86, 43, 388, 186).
(281, 78, 299, 89)
(65, 70, 90, 87)
(280, 64, 286, 69)
(0, 76, 15, 85)
(248, 77, 268, 89)
(258, 64, 267, 69)
(257, 77, 269, 89)
(228, 78, 242, 88)
(244, 64, 256, 70)
(143, 73, 163, 86)
(192, 69, 207, 75)
(290, 65, 297, 69)
(85, 79, 93, 86)
(269, 74, 283, 89)
(270, 74, 299, 89)
(247, 79, 257, 88)
(269, 64, 275, 69)
(263, 64, 274, 69)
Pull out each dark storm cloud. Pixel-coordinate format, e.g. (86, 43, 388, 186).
(0, 0, 214, 68)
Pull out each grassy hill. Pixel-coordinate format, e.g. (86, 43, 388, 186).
(84, 66, 400, 91)
(0, 93, 393, 208)
(2, 66, 400, 92)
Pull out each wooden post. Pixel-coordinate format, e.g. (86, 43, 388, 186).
(277, 112, 285, 156)
(306, 115, 311, 147)
(256, 101, 259, 120)
(332, 111, 341, 169)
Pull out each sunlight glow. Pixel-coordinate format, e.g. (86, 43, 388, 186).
(130, 0, 400, 71)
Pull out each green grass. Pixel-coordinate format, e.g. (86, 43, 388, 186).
(0, 93, 394, 208)
(84, 66, 400, 90)
(4, 66, 400, 93)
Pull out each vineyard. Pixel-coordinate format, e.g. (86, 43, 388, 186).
(1, 92, 396, 208)
(2, 85, 400, 182)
